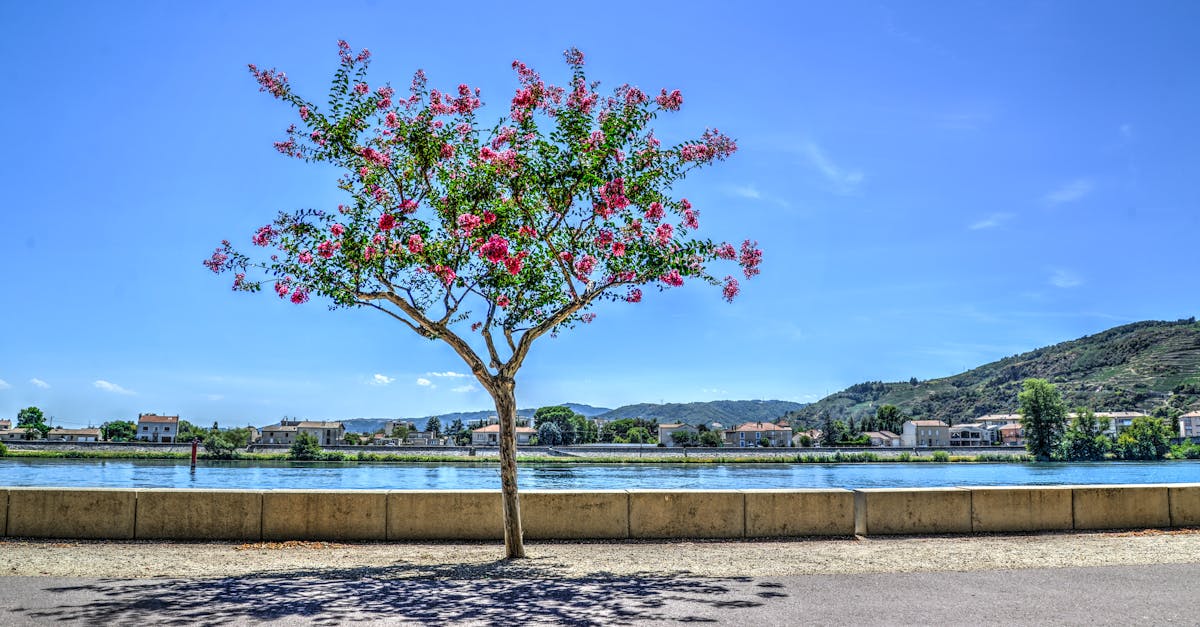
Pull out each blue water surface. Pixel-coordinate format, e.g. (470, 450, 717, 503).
(1, 458, 1198, 489)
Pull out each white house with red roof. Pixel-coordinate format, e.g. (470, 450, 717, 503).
(136, 414, 179, 443)
(724, 421, 793, 447)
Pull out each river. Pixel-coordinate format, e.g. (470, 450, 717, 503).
(1, 458, 1198, 489)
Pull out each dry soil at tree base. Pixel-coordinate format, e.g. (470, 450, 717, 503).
(3, 529, 1199, 579)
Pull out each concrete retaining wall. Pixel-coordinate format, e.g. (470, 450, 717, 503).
(2, 485, 1195, 541)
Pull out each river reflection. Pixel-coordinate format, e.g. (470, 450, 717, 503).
(1, 458, 1198, 490)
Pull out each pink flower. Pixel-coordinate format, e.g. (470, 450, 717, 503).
(471, 322, 483, 332)
(518, 225, 538, 238)
(407, 234, 424, 254)
(496, 295, 510, 308)
(656, 88, 683, 111)
(655, 223, 674, 246)
(660, 269, 684, 287)
(625, 288, 642, 303)
(252, 225, 277, 247)
(385, 111, 399, 128)
(715, 243, 737, 260)
(722, 276, 740, 302)
(431, 264, 456, 287)
(298, 251, 314, 265)
(482, 210, 497, 225)
(574, 254, 597, 278)
(398, 199, 418, 213)
(299, 106, 310, 121)
(248, 64, 288, 98)
(611, 241, 626, 257)
(274, 278, 291, 298)
(739, 239, 763, 278)
(317, 240, 337, 259)
(232, 273, 245, 290)
(594, 229, 614, 248)
(563, 47, 585, 66)
(354, 83, 369, 95)
(203, 248, 227, 273)
(440, 143, 455, 159)
(479, 234, 510, 263)
(644, 202, 664, 221)
(290, 288, 309, 304)
(580, 313, 597, 324)
(331, 223, 346, 237)
(682, 208, 699, 230)
(361, 147, 391, 167)
(457, 213, 482, 234)
(503, 252, 526, 276)
(378, 213, 396, 230)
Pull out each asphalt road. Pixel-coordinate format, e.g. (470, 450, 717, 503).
(2, 563, 1198, 625)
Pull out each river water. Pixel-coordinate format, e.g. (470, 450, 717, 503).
(1, 458, 1198, 489)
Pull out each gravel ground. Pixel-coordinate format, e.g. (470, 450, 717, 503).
(4, 529, 1198, 579)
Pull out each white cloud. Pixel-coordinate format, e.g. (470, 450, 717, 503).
(29, 378, 50, 389)
(370, 374, 395, 386)
(415, 378, 434, 387)
(968, 212, 1014, 230)
(1043, 179, 1093, 206)
(94, 380, 135, 395)
(728, 184, 762, 200)
(1119, 123, 1134, 139)
(1049, 269, 1083, 288)
(426, 371, 467, 378)
(802, 142, 864, 192)
(0, 379, 10, 390)
(451, 384, 477, 394)
(206, 394, 225, 401)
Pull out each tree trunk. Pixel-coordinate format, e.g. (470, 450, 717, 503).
(492, 381, 526, 558)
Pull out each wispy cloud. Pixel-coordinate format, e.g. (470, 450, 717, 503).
(415, 378, 433, 388)
(450, 384, 477, 394)
(29, 378, 50, 389)
(1119, 123, 1134, 139)
(1043, 179, 1093, 206)
(370, 374, 395, 386)
(206, 394, 224, 401)
(94, 380, 135, 395)
(968, 212, 1013, 230)
(724, 184, 790, 208)
(801, 142, 864, 193)
(1049, 269, 1083, 288)
(936, 112, 992, 131)
(0, 379, 10, 390)
(426, 371, 467, 378)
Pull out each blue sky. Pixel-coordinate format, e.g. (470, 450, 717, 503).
(3, 1, 1198, 428)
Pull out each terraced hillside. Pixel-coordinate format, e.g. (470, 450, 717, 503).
(782, 318, 1200, 428)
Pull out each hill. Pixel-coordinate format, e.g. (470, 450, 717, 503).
(595, 400, 807, 426)
(339, 403, 612, 434)
(782, 318, 1200, 428)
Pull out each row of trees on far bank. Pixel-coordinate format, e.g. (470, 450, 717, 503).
(1018, 378, 1179, 461)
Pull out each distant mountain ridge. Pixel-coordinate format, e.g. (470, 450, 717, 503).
(312, 400, 805, 434)
(783, 318, 1200, 428)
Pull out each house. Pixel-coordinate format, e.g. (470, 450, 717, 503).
(296, 421, 344, 446)
(1180, 411, 1200, 439)
(725, 422, 793, 447)
(900, 420, 950, 447)
(261, 422, 299, 445)
(998, 423, 1025, 446)
(244, 426, 261, 444)
(792, 429, 822, 446)
(0, 428, 37, 441)
(863, 430, 901, 447)
(948, 423, 992, 447)
(136, 414, 179, 443)
(976, 414, 1022, 429)
(658, 423, 699, 447)
(471, 424, 535, 446)
(1091, 411, 1148, 436)
(0, 419, 10, 429)
(47, 428, 102, 442)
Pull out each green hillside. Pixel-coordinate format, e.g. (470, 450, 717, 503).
(595, 400, 806, 426)
(783, 318, 1200, 428)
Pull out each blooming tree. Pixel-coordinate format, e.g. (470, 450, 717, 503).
(206, 42, 762, 558)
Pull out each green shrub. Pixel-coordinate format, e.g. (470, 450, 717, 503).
(288, 432, 323, 460)
(931, 450, 951, 462)
(0, 441, 7, 456)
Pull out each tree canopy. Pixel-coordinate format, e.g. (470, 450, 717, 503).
(1018, 378, 1067, 461)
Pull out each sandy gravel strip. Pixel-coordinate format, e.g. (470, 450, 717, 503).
(3, 529, 1199, 579)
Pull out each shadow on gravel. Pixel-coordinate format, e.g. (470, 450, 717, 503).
(15, 560, 787, 625)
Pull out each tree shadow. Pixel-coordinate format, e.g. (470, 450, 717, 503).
(13, 559, 789, 625)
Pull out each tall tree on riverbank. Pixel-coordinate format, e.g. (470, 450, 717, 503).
(1018, 378, 1067, 461)
(206, 42, 760, 558)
